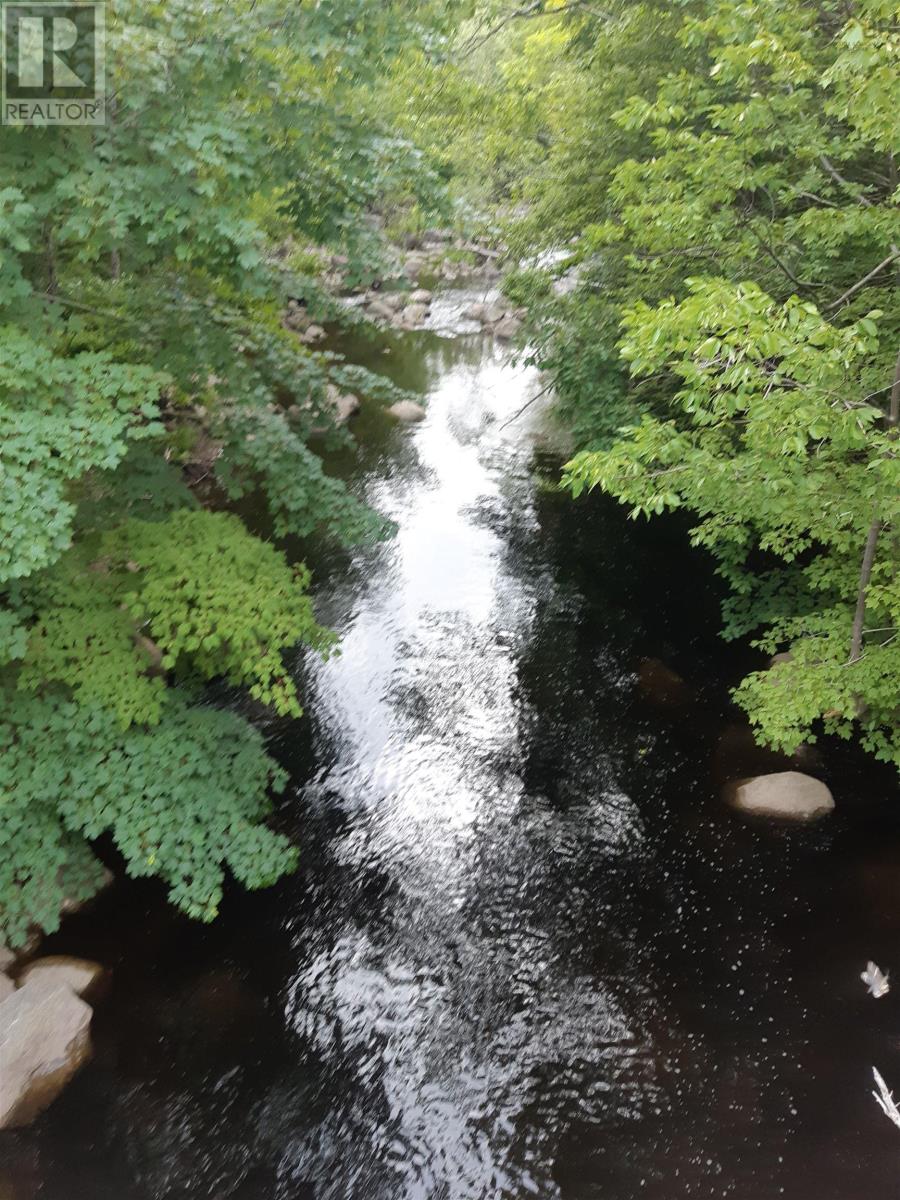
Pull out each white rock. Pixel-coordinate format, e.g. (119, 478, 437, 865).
(16, 956, 106, 1001)
(0, 981, 93, 1128)
(728, 771, 835, 821)
(494, 316, 522, 340)
(410, 288, 433, 305)
(388, 401, 426, 423)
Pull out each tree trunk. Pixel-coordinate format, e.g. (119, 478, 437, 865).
(850, 513, 882, 663)
(849, 348, 899, 663)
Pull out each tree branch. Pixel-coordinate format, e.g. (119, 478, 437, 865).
(820, 156, 874, 208)
(459, 0, 609, 57)
(850, 513, 882, 663)
(827, 249, 900, 312)
(741, 218, 822, 291)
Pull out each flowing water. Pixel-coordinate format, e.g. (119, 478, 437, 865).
(3, 293, 900, 1199)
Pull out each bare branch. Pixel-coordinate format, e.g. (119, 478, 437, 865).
(38, 292, 119, 320)
(820, 156, 874, 208)
(459, 0, 610, 58)
(827, 250, 900, 312)
(873, 1068, 900, 1132)
(740, 219, 823, 291)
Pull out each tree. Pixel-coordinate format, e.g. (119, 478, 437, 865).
(446, 0, 899, 768)
(0, 0, 453, 944)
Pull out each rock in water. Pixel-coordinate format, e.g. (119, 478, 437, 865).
(494, 316, 522, 340)
(636, 657, 691, 708)
(410, 288, 433, 305)
(728, 771, 835, 821)
(16, 956, 107, 1002)
(0, 982, 93, 1128)
(325, 383, 360, 425)
(366, 298, 395, 322)
(388, 401, 426, 423)
(399, 303, 429, 328)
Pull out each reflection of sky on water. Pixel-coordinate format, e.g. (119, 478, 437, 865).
(279, 338, 649, 1198)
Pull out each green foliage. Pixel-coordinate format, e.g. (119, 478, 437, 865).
(15, 511, 334, 727)
(564, 280, 899, 764)
(217, 408, 389, 544)
(0, 324, 165, 584)
(439, 0, 899, 767)
(0, 691, 294, 946)
(0, 0, 454, 943)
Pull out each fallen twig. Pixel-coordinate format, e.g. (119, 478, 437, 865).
(873, 1068, 900, 1131)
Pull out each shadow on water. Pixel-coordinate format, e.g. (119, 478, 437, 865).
(3, 297, 900, 1199)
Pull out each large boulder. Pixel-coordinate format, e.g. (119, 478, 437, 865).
(16, 956, 107, 1002)
(388, 401, 426, 423)
(727, 772, 835, 821)
(0, 981, 93, 1128)
(463, 302, 487, 322)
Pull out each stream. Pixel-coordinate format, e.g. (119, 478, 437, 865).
(3, 291, 900, 1199)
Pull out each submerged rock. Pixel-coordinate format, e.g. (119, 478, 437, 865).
(16, 956, 107, 1002)
(727, 771, 835, 821)
(388, 400, 426, 423)
(636, 657, 691, 708)
(0, 981, 93, 1128)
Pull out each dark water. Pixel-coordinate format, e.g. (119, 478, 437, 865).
(4, 296, 900, 1199)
